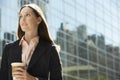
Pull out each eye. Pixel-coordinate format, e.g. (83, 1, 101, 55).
(19, 15, 22, 19)
(26, 13, 31, 17)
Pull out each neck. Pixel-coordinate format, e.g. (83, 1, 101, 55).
(24, 32, 38, 44)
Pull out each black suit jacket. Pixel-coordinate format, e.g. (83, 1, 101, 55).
(0, 39, 62, 80)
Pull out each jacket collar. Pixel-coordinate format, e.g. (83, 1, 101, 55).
(27, 39, 49, 70)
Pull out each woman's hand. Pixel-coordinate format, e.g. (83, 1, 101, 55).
(12, 67, 36, 80)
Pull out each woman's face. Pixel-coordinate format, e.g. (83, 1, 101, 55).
(19, 7, 41, 33)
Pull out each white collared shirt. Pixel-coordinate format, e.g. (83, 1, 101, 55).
(19, 36, 39, 68)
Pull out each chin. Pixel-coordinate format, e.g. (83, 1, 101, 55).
(21, 28, 27, 32)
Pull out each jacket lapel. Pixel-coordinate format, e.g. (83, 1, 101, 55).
(27, 40, 46, 70)
(15, 45, 22, 62)
(11, 40, 22, 62)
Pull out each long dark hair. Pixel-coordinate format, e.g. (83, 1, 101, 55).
(17, 4, 54, 44)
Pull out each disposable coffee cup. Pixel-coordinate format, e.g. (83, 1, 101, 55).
(11, 62, 25, 80)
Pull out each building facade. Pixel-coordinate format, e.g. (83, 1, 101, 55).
(55, 0, 120, 80)
(0, 0, 18, 57)
(0, 0, 120, 80)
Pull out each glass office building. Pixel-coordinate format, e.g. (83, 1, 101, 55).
(0, 0, 120, 80)
(0, 0, 17, 57)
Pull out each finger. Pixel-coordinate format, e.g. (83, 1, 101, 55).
(12, 71, 27, 80)
(13, 67, 25, 72)
(12, 75, 24, 80)
(15, 76, 24, 80)
(12, 71, 23, 75)
(12, 74, 25, 80)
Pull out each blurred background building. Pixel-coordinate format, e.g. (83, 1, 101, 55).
(0, 0, 120, 80)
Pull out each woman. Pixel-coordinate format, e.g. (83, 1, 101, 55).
(0, 4, 62, 80)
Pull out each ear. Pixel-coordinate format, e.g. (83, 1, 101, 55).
(37, 17, 42, 24)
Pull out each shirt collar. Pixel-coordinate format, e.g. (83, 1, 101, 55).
(19, 36, 24, 46)
(19, 36, 39, 46)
